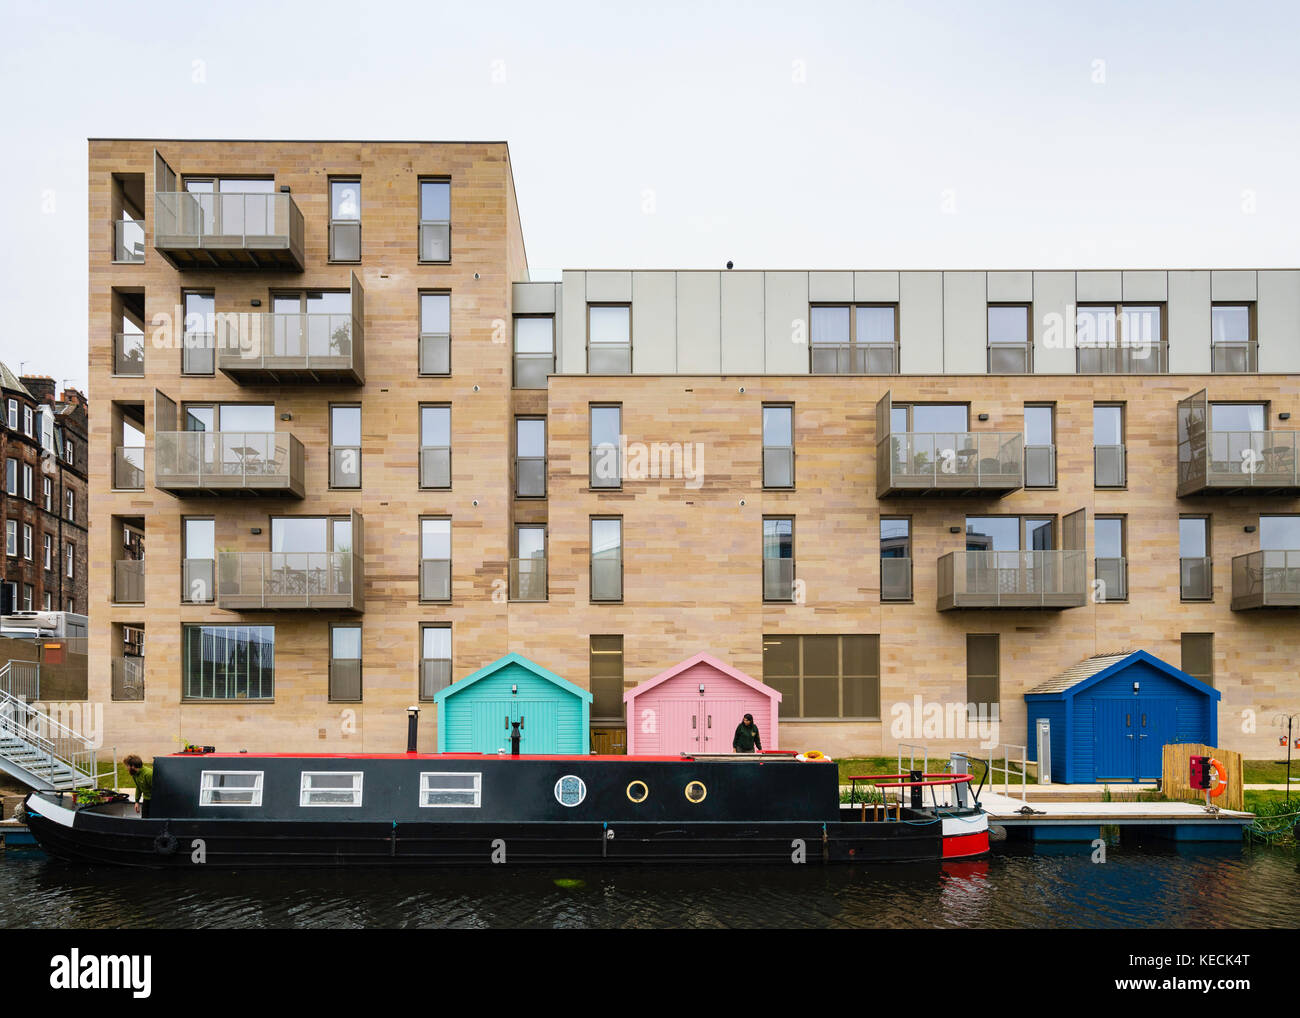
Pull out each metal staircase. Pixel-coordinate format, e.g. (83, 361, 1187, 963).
(0, 663, 97, 790)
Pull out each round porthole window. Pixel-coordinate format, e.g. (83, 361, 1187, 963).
(626, 780, 649, 803)
(684, 780, 707, 804)
(554, 775, 587, 807)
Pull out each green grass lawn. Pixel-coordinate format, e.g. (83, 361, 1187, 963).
(1243, 759, 1300, 784)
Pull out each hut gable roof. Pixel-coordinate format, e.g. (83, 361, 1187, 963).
(433, 651, 592, 704)
(623, 652, 781, 705)
(1026, 649, 1220, 700)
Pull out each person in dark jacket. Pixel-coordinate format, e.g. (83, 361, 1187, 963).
(732, 714, 762, 753)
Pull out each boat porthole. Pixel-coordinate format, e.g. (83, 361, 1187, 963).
(684, 780, 707, 804)
(626, 780, 649, 803)
(554, 775, 587, 807)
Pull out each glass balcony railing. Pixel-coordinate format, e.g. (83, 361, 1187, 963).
(217, 551, 362, 611)
(763, 446, 794, 488)
(513, 352, 554, 388)
(591, 552, 623, 602)
(419, 446, 451, 489)
(420, 659, 452, 700)
(878, 431, 1024, 496)
(154, 432, 305, 497)
(1094, 557, 1128, 602)
(183, 558, 216, 604)
(1231, 550, 1300, 610)
(419, 220, 450, 263)
(590, 444, 621, 488)
(114, 446, 145, 490)
(1094, 445, 1127, 488)
(1180, 429, 1299, 493)
(881, 557, 912, 601)
(329, 659, 361, 702)
(937, 550, 1087, 610)
(515, 456, 546, 498)
(218, 312, 362, 383)
(810, 342, 898, 374)
(154, 190, 304, 270)
(988, 342, 1032, 374)
(419, 333, 450, 375)
(113, 218, 145, 263)
(111, 657, 145, 701)
(114, 559, 145, 604)
(1024, 444, 1057, 487)
(1211, 341, 1257, 373)
(114, 333, 145, 376)
(330, 446, 361, 489)
(763, 559, 794, 602)
(1180, 556, 1213, 601)
(588, 342, 631, 374)
(420, 559, 451, 601)
(1076, 342, 1168, 374)
(510, 557, 547, 602)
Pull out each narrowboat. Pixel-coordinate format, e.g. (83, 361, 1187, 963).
(23, 739, 988, 868)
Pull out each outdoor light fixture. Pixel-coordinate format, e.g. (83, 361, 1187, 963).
(511, 684, 518, 695)
(949, 525, 961, 533)
(279, 185, 290, 193)
(978, 413, 989, 421)
(250, 527, 262, 535)
(1281, 412, 1292, 421)
(699, 684, 705, 696)
(250, 298, 261, 307)
(726, 260, 734, 269)
(1245, 525, 1257, 533)
(280, 412, 292, 421)
(1133, 681, 1140, 694)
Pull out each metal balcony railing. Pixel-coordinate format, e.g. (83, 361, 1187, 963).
(111, 657, 145, 702)
(881, 557, 912, 602)
(154, 190, 305, 270)
(763, 559, 794, 602)
(810, 342, 898, 374)
(183, 558, 216, 603)
(515, 456, 546, 498)
(591, 552, 623, 602)
(1076, 341, 1168, 374)
(420, 559, 451, 601)
(1231, 550, 1300, 610)
(114, 446, 145, 489)
(1024, 444, 1056, 487)
(114, 559, 144, 604)
(154, 431, 306, 497)
(218, 312, 361, 383)
(937, 550, 1087, 610)
(988, 342, 1032, 374)
(419, 220, 450, 262)
(878, 431, 1024, 496)
(113, 218, 145, 263)
(419, 333, 450, 375)
(1211, 341, 1257, 373)
(513, 352, 554, 388)
(588, 342, 631, 374)
(420, 659, 452, 700)
(1180, 429, 1299, 493)
(590, 444, 621, 488)
(328, 659, 361, 702)
(329, 220, 361, 262)
(763, 446, 794, 488)
(114, 332, 145, 375)
(419, 446, 451, 489)
(1093, 444, 1127, 487)
(331, 446, 361, 489)
(510, 558, 547, 601)
(1180, 556, 1213, 601)
(217, 551, 362, 611)
(1094, 557, 1128, 602)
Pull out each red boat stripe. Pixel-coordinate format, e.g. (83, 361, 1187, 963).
(942, 831, 990, 859)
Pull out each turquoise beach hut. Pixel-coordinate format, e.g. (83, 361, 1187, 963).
(434, 653, 592, 755)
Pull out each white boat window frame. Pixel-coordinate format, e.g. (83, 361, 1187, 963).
(299, 770, 364, 807)
(199, 770, 264, 807)
(419, 771, 481, 808)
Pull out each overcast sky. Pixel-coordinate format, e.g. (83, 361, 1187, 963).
(1, 0, 1297, 392)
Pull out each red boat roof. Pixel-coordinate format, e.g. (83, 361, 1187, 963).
(167, 752, 693, 762)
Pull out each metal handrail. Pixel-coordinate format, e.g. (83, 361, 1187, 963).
(0, 684, 97, 788)
(987, 743, 1029, 802)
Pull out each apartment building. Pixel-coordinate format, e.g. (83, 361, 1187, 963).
(1, 364, 88, 616)
(89, 139, 1300, 761)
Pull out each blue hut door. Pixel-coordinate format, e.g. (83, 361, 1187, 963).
(514, 700, 559, 755)
(470, 701, 513, 754)
(1137, 699, 1175, 781)
(1095, 699, 1138, 781)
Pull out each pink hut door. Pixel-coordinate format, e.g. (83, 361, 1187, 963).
(704, 699, 748, 753)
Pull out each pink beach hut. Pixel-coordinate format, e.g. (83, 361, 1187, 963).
(623, 652, 781, 756)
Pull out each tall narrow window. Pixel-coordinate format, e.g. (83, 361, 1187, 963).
(66, 542, 74, 579)
(1181, 633, 1214, 688)
(419, 518, 452, 602)
(1211, 304, 1255, 373)
(589, 636, 625, 722)
(419, 624, 452, 700)
(419, 292, 451, 375)
(988, 305, 1032, 373)
(762, 404, 794, 488)
(591, 517, 623, 602)
(762, 517, 794, 602)
(511, 526, 547, 602)
(590, 405, 622, 489)
(1094, 516, 1127, 602)
(513, 316, 555, 388)
(515, 418, 546, 498)
(419, 406, 451, 489)
(22, 525, 32, 561)
(1093, 404, 1126, 488)
(183, 517, 215, 604)
(1179, 516, 1212, 601)
(65, 489, 74, 521)
(587, 305, 631, 374)
(880, 517, 911, 601)
(329, 625, 362, 702)
(1024, 404, 1056, 488)
(330, 405, 361, 488)
(418, 179, 451, 262)
(966, 634, 999, 716)
(329, 178, 361, 262)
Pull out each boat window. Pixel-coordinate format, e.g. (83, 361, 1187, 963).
(626, 780, 649, 803)
(419, 772, 481, 808)
(199, 770, 264, 807)
(554, 775, 587, 807)
(684, 780, 707, 804)
(300, 771, 364, 807)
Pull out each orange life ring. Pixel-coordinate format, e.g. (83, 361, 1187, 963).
(1207, 758, 1228, 797)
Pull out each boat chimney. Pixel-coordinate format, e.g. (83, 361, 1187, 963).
(510, 721, 521, 756)
(406, 705, 420, 753)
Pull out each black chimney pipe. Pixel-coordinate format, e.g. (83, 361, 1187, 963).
(510, 721, 522, 756)
(406, 706, 420, 753)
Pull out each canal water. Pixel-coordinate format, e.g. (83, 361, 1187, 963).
(1, 843, 1296, 928)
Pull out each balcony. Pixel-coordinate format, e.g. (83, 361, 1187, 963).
(1212, 341, 1257, 373)
(1178, 390, 1300, 496)
(420, 658, 451, 700)
(510, 557, 547, 602)
(219, 274, 364, 384)
(1231, 551, 1300, 610)
(987, 342, 1032, 374)
(114, 446, 145, 490)
(513, 351, 554, 388)
(114, 559, 144, 604)
(515, 456, 545, 498)
(763, 559, 794, 602)
(810, 342, 899, 374)
(763, 446, 794, 489)
(218, 518, 363, 613)
(110, 657, 145, 702)
(937, 551, 1087, 610)
(154, 432, 305, 498)
(1076, 342, 1168, 374)
(1180, 556, 1213, 601)
(420, 559, 451, 601)
(881, 557, 912, 602)
(183, 558, 216, 604)
(875, 393, 1022, 497)
(1094, 445, 1127, 488)
(153, 190, 305, 270)
(588, 342, 631, 374)
(1024, 445, 1057, 487)
(419, 447, 451, 489)
(113, 333, 145, 376)
(113, 218, 145, 263)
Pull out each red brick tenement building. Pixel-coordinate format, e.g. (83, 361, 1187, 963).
(88, 139, 1299, 762)
(1, 364, 89, 615)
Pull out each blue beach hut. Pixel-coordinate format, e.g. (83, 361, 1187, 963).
(1025, 650, 1220, 783)
(434, 652, 593, 755)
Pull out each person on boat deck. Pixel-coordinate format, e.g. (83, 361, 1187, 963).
(732, 714, 763, 754)
(124, 755, 153, 818)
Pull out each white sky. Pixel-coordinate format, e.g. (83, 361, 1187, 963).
(2, 0, 1298, 392)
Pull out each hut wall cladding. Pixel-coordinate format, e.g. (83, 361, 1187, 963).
(438, 657, 588, 754)
(89, 141, 1300, 760)
(626, 658, 778, 756)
